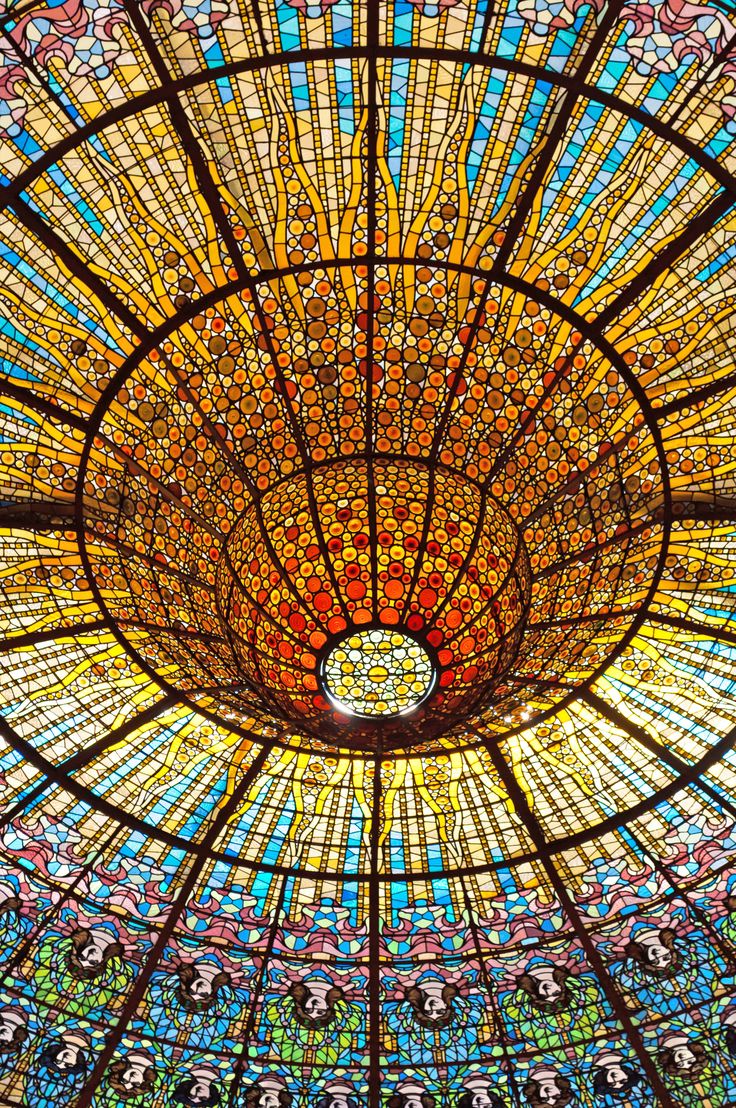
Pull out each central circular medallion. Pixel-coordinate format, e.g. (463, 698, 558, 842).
(320, 629, 436, 719)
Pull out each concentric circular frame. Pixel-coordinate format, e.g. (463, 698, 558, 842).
(3, 9, 736, 1107)
(1, 39, 734, 875)
(73, 263, 670, 760)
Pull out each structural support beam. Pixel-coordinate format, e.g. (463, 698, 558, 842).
(482, 737, 678, 1107)
(581, 688, 736, 822)
(75, 740, 275, 1107)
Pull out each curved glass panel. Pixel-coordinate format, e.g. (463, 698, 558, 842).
(0, 0, 735, 1103)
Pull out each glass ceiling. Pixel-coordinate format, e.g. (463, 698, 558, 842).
(0, 0, 736, 1102)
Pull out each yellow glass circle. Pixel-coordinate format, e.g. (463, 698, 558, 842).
(321, 629, 436, 718)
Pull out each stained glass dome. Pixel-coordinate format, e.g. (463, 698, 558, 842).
(1, 0, 736, 1103)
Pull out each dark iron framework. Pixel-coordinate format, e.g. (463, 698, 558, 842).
(0, 0, 735, 1104)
